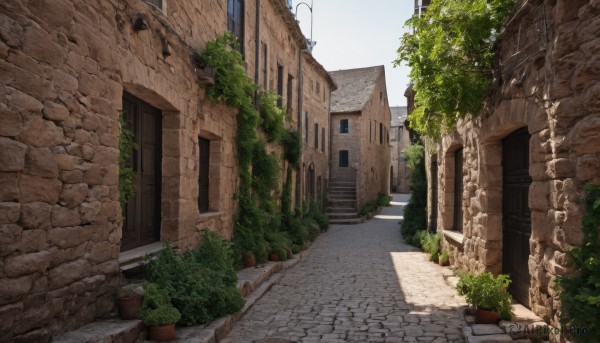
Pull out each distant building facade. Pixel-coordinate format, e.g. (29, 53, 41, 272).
(390, 106, 410, 193)
(329, 66, 392, 207)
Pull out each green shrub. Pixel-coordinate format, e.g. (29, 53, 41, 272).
(302, 217, 320, 242)
(377, 192, 391, 207)
(557, 184, 600, 342)
(456, 272, 512, 320)
(400, 143, 427, 244)
(409, 230, 427, 248)
(359, 200, 377, 216)
(146, 236, 245, 326)
(140, 283, 181, 326)
(420, 232, 441, 262)
(306, 202, 329, 232)
(257, 90, 285, 142)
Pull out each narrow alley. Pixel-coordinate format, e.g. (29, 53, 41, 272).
(221, 194, 467, 343)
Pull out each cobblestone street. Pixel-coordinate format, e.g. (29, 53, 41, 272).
(222, 194, 467, 343)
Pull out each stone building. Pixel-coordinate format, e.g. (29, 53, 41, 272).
(421, 0, 600, 339)
(299, 51, 336, 206)
(390, 106, 410, 193)
(329, 66, 392, 209)
(0, 0, 331, 340)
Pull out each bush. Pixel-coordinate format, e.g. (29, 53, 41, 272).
(359, 200, 377, 216)
(146, 235, 245, 326)
(400, 143, 427, 244)
(408, 230, 427, 248)
(140, 283, 181, 326)
(456, 272, 512, 320)
(306, 203, 329, 232)
(377, 192, 391, 207)
(420, 232, 441, 262)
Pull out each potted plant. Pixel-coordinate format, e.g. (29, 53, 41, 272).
(140, 283, 181, 341)
(456, 272, 513, 324)
(242, 251, 256, 267)
(116, 284, 144, 320)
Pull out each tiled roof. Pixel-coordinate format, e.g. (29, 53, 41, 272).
(390, 106, 408, 126)
(329, 66, 384, 113)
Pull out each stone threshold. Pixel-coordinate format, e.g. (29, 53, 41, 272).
(53, 245, 313, 343)
(118, 241, 166, 272)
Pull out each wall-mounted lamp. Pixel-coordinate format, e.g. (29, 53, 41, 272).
(133, 13, 149, 31)
(295, 1, 315, 52)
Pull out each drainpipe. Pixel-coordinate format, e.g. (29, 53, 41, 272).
(295, 49, 304, 206)
(254, 0, 261, 87)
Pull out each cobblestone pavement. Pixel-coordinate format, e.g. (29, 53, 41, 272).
(222, 194, 467, 343)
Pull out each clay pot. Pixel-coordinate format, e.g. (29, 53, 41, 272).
(475, 308, 500, 324)
(438, 259, 449, 266)
(242, 252, 256, 268)
(148, 324, 176, 341)
(117, 294, 143, 320)
(269, 252, 280, 262)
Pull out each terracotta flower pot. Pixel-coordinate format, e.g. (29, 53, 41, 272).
(117, 294, 143, 320)
(475, 308, 500, 324)
(438, 259, 449, 266)
(242, 252, 256, 268)
(148, 324, 176, 341)
(269, 252, 280, 262)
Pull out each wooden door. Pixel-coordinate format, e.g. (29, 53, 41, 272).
(121, 93, 162, 252)
(502, 127, 532, 306)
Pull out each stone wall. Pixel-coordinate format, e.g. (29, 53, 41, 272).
(427, 0, 600, 340)
(300, 51, 334, 205)
(0, 0, 314, 340)
(359, 72, 392, 206)
(330, 112, 361, 183)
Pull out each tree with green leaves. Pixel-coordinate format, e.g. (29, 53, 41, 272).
(395, 0, 515, 138)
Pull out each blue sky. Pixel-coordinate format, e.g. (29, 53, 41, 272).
(292, 0, 414, 106)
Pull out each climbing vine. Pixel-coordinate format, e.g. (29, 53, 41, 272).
(395, 0, 515, 138)
(118, 113, 136, 205)
(557, 184, 600, 342)
(200, 33, 326, 265)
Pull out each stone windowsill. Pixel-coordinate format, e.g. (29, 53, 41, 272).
(198, 211, 224, 223)
(118, 241, 165, 271)
(443, 230, 465, 246)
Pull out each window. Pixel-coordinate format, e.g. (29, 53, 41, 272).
(277, 64, 284, 107)
(316, 81, 321, 95)
(227, 0, 244, 52)
(321, 127, 325, 152)
(379, 123, 383, 144)
(198, 138, 210, 213)
(304, 111, 309, 146)
(340, 119, 349, 133)
(339, 150, 349, 168)
(369, 120, 372, 142)
(287, 74, 293, 114)
(261, 42, 268, 89)
(453, 148, 464, 232)
(143, 0, 163, 10)
(314, 123, 318, 149)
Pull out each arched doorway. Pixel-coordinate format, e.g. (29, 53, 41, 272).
(502, 127, 532, 307)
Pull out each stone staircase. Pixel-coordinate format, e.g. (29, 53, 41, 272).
(327, 179, 362, 225)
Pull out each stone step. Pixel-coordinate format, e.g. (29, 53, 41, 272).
(327, 212, 359, 219)
(327, 207, 357, 213)
(328, 195, 356, 201)
(330, 217, 363, 225)
(328, 198, 356, 204)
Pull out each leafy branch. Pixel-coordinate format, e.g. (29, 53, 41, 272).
(395, 0, 516, 138)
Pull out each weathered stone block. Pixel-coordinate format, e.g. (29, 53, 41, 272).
(20, 229, 48, 253)
(5, 250, 52, 277)
(20, 116, 64, 147)
(43, 101, 70, 122)
(0, 223, 21, 256)
(20, 202, 51, 230)
(529, 182, 550, 211)
(24, 147, 58, 178)
(0, 202, 20, 224)
(19, 175, 61, 204)
(80, 201, 102, 224)
(531, 211, 551, 242)
(88, 242, 117, 264)
(0, 303, 23, 333)
(0, 12, 23, 48)
(59, 183, 88, 207)
(0, 137, 27, 172)
(51, 206, 81, 227)
(0, 275, 32, 306)
(22, 25, 66, 67)
(0, 103, 23, 137)
(48, 226, 94, 249)
(0, 172, 19, 202)
(48, 259, 88, 290)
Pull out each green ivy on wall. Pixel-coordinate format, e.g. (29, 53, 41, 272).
(557, 184, 600, 342)
(118, 113, 136, 205)
(395, 0, 515, 138)
(200, 33, 326, 265)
